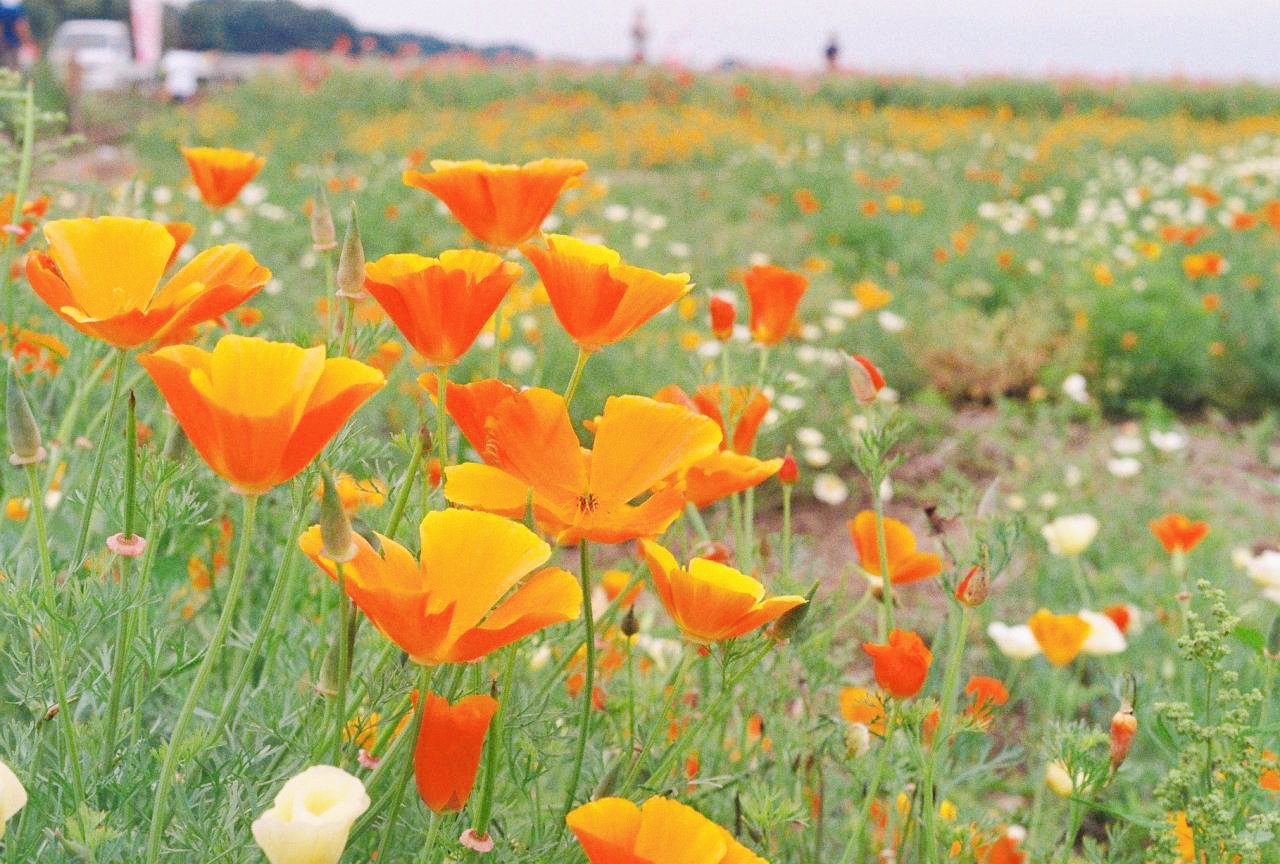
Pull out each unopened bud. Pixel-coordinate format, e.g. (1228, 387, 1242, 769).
(769, 581, 817, 644)
(778, 446, 798, 486)
(844, 353, 885, 406)
(845, 722, 871, 758)
(954, 564, 989, 607)
(1109, 700, 1137, 774)
(621, 607, 639, 638)
(318, 464, 357, 563)
(6, 359, 45, 464)
(310, 181, 336, 251)
(709, 295, 736, 341)
(316, 639, 339, 697)
(334, 202, 366, 300)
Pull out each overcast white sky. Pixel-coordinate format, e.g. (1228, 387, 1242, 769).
(319, 0, 1279, 80)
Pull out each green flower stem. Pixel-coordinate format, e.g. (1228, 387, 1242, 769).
(559, 539, 596, 827)
(373, 663, 435, 861)
(530, 574, 640, 710)
(144, 493, 259, 864)
(684, 501, 712, 546)
(26, 462, 91, 846)
(323, 248, 336, 341)
(99, 390, 140, 771)
(436, 365, 450, 468)
(340, 297, 357, 357)
(616, 648, 694, 797)
(562, 347, 590, 410)
(334, 563, 352, 764)
(1, 82, 35, 331)
(840, 707, 896, 864)
(641, 640, 772, 795)
(873, 483, 894, 638)
(214, 493, 309, 735)
(472, 645, 518, 844)
(70, 348, 128, 569)
(919, 603, 971, 863)
(782, 484, 793, 582)
(383, 424, 425, 540)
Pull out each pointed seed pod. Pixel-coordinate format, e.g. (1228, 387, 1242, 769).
(334, 202, 366, 300)
(318, 464, 357, 563)
(311, 181, 336, 251)
(6, 359, 44, 465)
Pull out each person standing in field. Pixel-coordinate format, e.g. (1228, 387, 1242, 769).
(631, 7, 648, 64)
(824, 31, 840, 71)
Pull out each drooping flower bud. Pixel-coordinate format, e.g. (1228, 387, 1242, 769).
(310, 181, 337, 252)
(6, 359, 44, 465)
(334, 202, 366, 300)
(954, 564, 989, 607)
(769, 581, 817, 644)
(778, 445, 798, 486)
(709, 295, 736, 341)
(1109, 700, 1137, 774)
(318, 465, 357, 563)
(844, 353, 885, 405)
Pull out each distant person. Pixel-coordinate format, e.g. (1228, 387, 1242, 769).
(0, 0, 33, 70)
(161, 50, 206, 103)
(631, 8, 648, 64)
(824, 32, 839, 71)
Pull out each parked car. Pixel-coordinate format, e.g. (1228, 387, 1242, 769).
(48, 19, 140, 91)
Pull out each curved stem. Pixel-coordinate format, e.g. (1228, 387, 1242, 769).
(374, 664, 434, 860)
(562, 347, 590, 410)
(559, 540, 596, 826)
(334, 563, 352, 764)
(383, 425, 425, 539)
(920, 604, 970, 862)
(144, 494, 259, 864)
(71, 348, 128, 568)
(840, 708, 896, 864)
(436, 365, 450, 468)
(617, 648, 693, 796)
(472, 646, 517, 842)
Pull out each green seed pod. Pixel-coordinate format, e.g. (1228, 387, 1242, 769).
(318, 464, 357, 563)
(6, 359, 43, 464)
(334, 202, 365, 299)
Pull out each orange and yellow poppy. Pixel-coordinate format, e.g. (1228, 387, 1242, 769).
(138, 334, 383, 495)
(443, 389, 721, 544)
(638, 539, 806, 644)
(402, 158, 587, 248)
(566, 796, 768, 864)
(743, 264, 807, 344)
(1149, 513, 1209, 555)
(181, 146, 266, 208)
(963, 676, 1009, 728)
(1028, 609, 1090, 666)
(364, 250, 522, 367)
(520, 234, 692, 351)
(863, 629, 933, 699)
(299, 509, 581, 664)
(414, 691, 498, 812)
(838, 687, 886, 736)
(27, 217, 269, 349)
(848, 511, 943, 586)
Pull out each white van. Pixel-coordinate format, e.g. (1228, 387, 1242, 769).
(48, 20, 139, 91)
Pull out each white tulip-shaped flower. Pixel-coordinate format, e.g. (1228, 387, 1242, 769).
(988, 622, 1042, 660)
(251, 766, 370, 864)
(1079, 610, 1127, 655)
(0, 759, 27, 839)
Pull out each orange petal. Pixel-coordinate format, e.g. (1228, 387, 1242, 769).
(444, 566, 582, 662)
(414, 692, 498, 812)
(589, 395, 721, 507)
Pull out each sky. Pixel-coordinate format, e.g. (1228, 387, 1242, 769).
(320, 0, 1280, 81)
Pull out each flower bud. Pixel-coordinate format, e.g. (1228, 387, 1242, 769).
(316, 639, 340, 698)
(334, 202, 365, 300)
(6, 359, 44, 465)
(845, 722, 871, 758)
(709, 295, 736, 341)
(310, 182, 336, 252)
(1109, 700, 1137, 773)
(769, 581, 816, 644)
(954, 564, 989, 607)
(621, 607, 639, 638)
(1044, 760, 1075, 797)
(844, 353, 885, 405)
(318, 465, 357, 563)
(251, 765, 369, 864)
(778, 446, 798, 486)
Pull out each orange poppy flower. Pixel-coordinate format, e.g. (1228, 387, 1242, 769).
(655, 384, 769, 456)
(566, 796, 768, 864)
(838, 686, 886, 736)
(443, 389, 721, 544)
(1149, 513, 1209, 555)
(299, 509, 582, 664)
(1028, 609, 1090, 666)
(402, 158, 587, 248)
(639, 539, 806, 643)
(26, 217, 270, 349)
(963, 676, 1009, 727)
(414, 691, 498, 812)
(138, 335, 383, 495)
(181, 146, 266, 208)
(743, 264, 808, 345)
(862, 629, 933, 699)
(520, 234, 692, 351)
(163, 222, 194, 269)
(364, 250, 522, 366)
(709, 295, 736, 340)
(848, 511, 943, 586)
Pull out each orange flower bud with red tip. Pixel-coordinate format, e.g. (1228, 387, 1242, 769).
(862, 629, 932, 699)
(1110, 700, 1137, 773)
(709, 295, 736, 340)
(844, 353, 885, 405)
(413, 691, 498, 812)
(779, 447, 799, 486)
(955, 564, 989, 607)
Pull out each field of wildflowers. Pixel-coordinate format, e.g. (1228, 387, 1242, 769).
(1, 62, 1279, 863)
